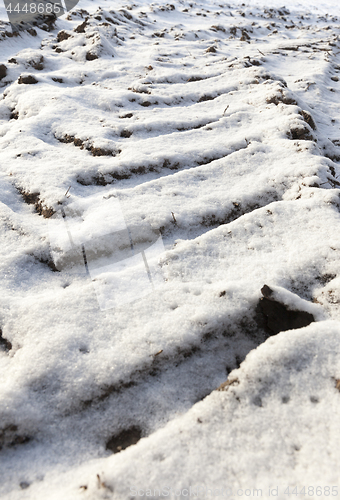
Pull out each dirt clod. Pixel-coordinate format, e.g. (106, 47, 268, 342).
(29, 56, 44, 70)
(0, 328, 12, 351)
(257, 285, 315, 334)
(18, 75, 38, 85)
(120, 129, 132, 138)
(300, 110, 316, 130)
(198, 95, 214, 102)
(289, 125, 314, 141)
(90, 146, 115, 156)
(0, 424, 31, 450)
(18, 188, 55, 218)
(106, 426, 142, 453)
(0, 64, 7, 80)
(240, 30, 250, 41)
(74, 19, 88, 33)
(57, 31, 72, 42)
(86, 52, 99, 61)
(187, 76, 203, 82)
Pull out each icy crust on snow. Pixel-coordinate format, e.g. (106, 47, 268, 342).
(0, 0, 340, 498)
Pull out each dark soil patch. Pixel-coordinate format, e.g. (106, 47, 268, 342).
(57, 31, 72, 42)
(130, 87, 150, 94)
(0, 425, 31, 450)
(58, 134, 119, 157)
(240, 30, 250, 41)
(29, 56, 44, 70)
(210, 25, 226, 33)
(17, 188, 55, 218)
(256, 284, 315, 334)
(187, 76, 203, 82)
(91, 146, 116, 156)
(266, 90, 297, 106)
(106, 426, 142, 453)
(74, 19, 88, 33)
(280, 46, 299, 51)
(18, 75, 38, 85)
(120, 129, 132, 138)
(35, 202, 55, 218)
(0, 328, 12, 351)
(299, 110, 316, 130)
(36, 256, 59, 272)
(289, 124, 315, 141)
(33, 13, 56, 31)
(0, 64, 7, 80)
(19, 190, 40, 205)
(86, 52, 99, 61)
(198, 94, 214, 103)
(201, 196, 278, 228)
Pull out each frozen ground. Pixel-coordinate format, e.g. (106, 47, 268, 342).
(1, 0, 340, 498)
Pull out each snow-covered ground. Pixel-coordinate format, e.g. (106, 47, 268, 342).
(1, 0, 340, 498)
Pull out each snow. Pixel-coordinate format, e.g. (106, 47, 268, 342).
(0, 0, 340, 498)
(33, 320, 340, 500)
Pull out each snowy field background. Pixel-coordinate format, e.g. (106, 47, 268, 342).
(1, 0, 340, 498)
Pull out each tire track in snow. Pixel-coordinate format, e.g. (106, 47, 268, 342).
(1, 3, 340, 495)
